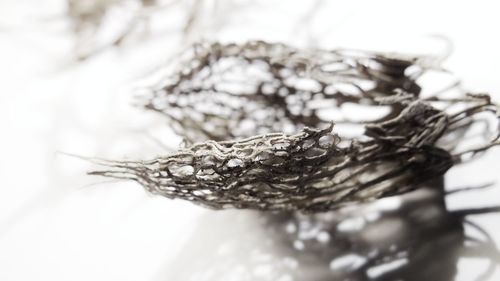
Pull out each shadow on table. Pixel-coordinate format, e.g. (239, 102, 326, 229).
(155, 188, 500, 281)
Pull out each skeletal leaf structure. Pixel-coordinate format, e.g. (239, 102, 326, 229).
(66, 0, 230, 60)
(143, 41, 426, 142)
(67, 0, 166, 60)
(91, 41, 499, 212)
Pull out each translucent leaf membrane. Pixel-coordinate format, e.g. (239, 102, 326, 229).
(92, 41, 499, 212)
